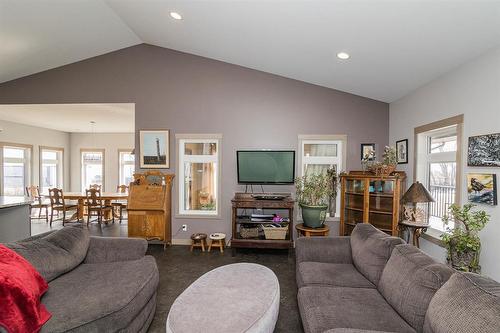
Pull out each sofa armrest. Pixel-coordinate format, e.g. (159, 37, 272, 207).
(296, 236, 352, 264)
(84, 236, 148, 264)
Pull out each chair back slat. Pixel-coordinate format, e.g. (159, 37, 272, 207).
(85, 188, 103, 207)
(49, 188, 65, 207)
(89, 184, 102, 191)
(117, 185, 129, 194)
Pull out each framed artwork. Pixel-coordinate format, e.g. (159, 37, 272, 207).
(396, 139, 408, 164)
(139, 130, 170, 168)
(361, 143, 375, 161)
(467, 133, 500, 167)
(467, 173, 497, 206)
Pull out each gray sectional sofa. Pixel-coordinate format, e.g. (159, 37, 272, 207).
(4, 226, 159, 333)
(296, 223, 500, 333)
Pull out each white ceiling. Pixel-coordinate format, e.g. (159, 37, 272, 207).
(0, 103, 135, 133)
(1, 1, 500, 102)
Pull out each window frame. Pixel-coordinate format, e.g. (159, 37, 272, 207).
(80, 148, 105, 192)
(118, 149, 135, 187)
(298, 134, 347, 218)
(39, 146, 64, 193)
(176, 134, 222, 219)
(414, 115, 463, 238)
(0, 142, 33, 196)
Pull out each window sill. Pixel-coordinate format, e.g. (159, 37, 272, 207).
(175, 214, 222, 220)
(421, 227, 446, 247)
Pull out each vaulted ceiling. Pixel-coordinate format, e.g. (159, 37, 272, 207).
(1, 0, 500, 102)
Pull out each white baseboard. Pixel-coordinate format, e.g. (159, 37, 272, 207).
(172, 239, 192, 245)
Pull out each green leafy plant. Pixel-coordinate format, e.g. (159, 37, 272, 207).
(441, 203, 490, 272)
(295, 172, 335, 207)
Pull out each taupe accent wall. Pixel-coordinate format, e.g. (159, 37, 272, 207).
(0, 44, 388, 240)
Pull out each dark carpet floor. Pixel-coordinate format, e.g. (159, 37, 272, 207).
(146, 245, 303, 333)
(31, 220, 304, 333)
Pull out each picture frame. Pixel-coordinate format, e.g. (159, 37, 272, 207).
(467, 133, 500, 167)
(360, 143, 376, 161)
(396, 139, 408, 164)
(139, 130, 170, 169)
(467, 173, 497, 206)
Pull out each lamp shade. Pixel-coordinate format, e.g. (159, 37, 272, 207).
(402, 181, 435, 203)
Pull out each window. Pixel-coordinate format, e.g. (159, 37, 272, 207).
(119, 150, 135, 186)
(0, 144, 32, 196)
(415, 115, 463, 231)
(177, 135, 221, 216)
(298, 135, 346, 217)
(81, 149, 104, 191)
(40, 147, 63, 193)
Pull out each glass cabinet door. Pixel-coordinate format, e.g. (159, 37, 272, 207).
(343, 178, 366, 235)
(368, 178, 395, 234)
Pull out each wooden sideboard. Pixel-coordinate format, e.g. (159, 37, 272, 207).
(127, 171, 174, 249)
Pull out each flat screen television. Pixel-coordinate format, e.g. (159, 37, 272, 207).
(237, 150, 295, 184)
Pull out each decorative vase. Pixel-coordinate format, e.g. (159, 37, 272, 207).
(449, 241, 481, 273)
(300, 203, 328, 228)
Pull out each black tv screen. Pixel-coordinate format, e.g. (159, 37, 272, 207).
(237, 150, 295, 184)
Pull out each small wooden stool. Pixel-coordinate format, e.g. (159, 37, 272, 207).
(208, 233, 226, 253)
(295, 223, 330, 237)
(190, 233, 208, 252)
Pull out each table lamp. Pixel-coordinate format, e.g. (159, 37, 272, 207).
(401, 181, 435, 224)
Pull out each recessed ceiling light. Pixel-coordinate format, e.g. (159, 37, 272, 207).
(170, 12, 182, 20)
(337, 52, 350, 60)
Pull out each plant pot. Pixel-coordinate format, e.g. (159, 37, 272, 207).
(449, 244, 481, 273)
(300, 204, 328, 228)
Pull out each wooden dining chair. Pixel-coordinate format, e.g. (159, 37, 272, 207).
(25, 186, 49, 223)
(112, 185, 128, 223)
(85, 188, 114, 225)
(89, 184, 102, 191)
(48, 188, 79, 226)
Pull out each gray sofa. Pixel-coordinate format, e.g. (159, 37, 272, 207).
(296, 223, 500, 333)
(3, 226, 159, 333)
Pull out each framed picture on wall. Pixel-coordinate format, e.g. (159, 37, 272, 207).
(467, 133, 500, 167)
(360, 143, 376, 161)
(396, 139, 408, 164)
(467, 173, 497, 206)
(139, 130, 170, 168)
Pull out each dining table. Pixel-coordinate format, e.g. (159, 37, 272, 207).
(61, 192, 129, 221)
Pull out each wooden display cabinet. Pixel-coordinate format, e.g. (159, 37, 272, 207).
(340, 171, 406, 236)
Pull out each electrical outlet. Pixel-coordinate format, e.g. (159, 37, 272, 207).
(182, 224, 187, 232)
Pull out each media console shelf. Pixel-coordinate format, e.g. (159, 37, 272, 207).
(231, 192, 294, 255)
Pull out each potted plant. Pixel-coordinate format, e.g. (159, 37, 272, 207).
(442, 203, 490, 273)
(295, 171, 336, 228)
(369, 146, 397, 177)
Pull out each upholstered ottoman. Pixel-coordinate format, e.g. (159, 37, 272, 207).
(166, 263, 280, 333)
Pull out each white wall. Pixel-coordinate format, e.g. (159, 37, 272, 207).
(390, 46, 500, 280)
(69, 133, 134, 192)
(0, 120, 71, 191)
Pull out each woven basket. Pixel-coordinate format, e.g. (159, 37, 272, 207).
(240, 225, 259, 238)
(262, 224, 288, 240)
(368, 164, 396, 177)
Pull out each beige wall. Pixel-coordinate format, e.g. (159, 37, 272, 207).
(389, 46, 500, 280)
(69, 132, 134, 192)
(0, 120, 71, 191)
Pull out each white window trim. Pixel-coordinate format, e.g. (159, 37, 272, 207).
(176, 134, 222, 219)
(0, 143, 32, 196)
(39, 146, 63, 192)
(118, 149, 135, 186)
(80, 149, 105, 192)
(298, 134, 347, 218)
(414, 115, 463, 241)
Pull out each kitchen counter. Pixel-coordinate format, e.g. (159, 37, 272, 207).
(0, 196, 32, 242)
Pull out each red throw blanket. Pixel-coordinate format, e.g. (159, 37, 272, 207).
(0, 244, 51, 333)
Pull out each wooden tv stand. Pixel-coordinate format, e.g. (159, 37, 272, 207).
(231, 193, 294, 254)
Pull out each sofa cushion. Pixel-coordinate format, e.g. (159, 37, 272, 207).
(298, 286, 416, 333)
(423, 272, 500, 333)
(6, 226, 90, 282)
(40, 255, 158, 333)
(379, 245, 454, 333)
(297, 262, 375, 288)
(350, 224, 404, 286)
